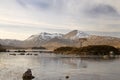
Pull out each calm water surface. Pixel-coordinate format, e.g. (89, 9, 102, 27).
(0, 52, 120, 80)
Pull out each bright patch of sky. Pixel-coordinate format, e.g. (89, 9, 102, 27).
(0, 0, 120, 40)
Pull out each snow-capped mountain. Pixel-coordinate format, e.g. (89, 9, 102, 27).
(23, 30, 120, 49)
(23, 32, 64, 47)
(64, 30, 89, 40)
(0, 30, 120, 49)
(26, 32, 63, 41)
(23, 30, 89, 48)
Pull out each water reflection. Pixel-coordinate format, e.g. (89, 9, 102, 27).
(0, 52, 120, 80)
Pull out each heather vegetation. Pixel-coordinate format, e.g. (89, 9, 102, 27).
(0, 44, 6, 52)
(54, 47, 77, 54)
(31, 46, 46, 49)
(54, 45, 120, 56)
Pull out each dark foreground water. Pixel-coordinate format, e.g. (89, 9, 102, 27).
(0, 52, 120, 80)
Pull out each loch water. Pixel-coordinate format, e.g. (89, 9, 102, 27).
(0, 52, 120, 80)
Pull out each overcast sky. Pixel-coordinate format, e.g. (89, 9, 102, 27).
(0, 0, 120, 40)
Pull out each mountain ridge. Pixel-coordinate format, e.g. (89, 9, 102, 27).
(0, 30, 120, 49)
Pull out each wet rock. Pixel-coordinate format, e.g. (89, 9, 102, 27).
(9, 53, 16, 56)
(34, 54, 38, 56)
(22, 69, 35, 80)
(19, 53, 25, 55)
(65, 76, 69, 79)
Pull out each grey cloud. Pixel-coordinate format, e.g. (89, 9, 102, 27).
(29, 0, 51, 9)
(85, 4, 120, 18)
(107, 23, 120, 28)
(16, 0, 51, 10)
(16, 0, 26, 7)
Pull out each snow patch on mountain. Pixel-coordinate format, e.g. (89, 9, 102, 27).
(26, 32, 63, 41)
(64, 30, 89, 40)
(73, 30, 89, 39)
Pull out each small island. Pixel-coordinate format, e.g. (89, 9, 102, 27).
(54, 45, 120, 59)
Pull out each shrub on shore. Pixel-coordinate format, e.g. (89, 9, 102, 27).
(54, 47, 77, 54)
(31, 46, 46, 49)
(54, 45, 119, 56)
(0, 44, 6, 52)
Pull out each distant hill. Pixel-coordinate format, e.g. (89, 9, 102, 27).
(86, 35, 120, 48)
(0, 30, 120, 50)
(0, 39, 22, 48)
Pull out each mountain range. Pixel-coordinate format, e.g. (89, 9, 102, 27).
(0, 30, 120, 50)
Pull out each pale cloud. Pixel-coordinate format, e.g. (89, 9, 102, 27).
(0, 0, 120, 40)
(0, 29, 29, 40)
